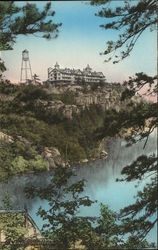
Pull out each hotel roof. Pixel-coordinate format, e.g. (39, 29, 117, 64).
(49, 63, 105, 77)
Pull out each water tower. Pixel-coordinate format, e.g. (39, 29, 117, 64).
(20, 49, 33, 84)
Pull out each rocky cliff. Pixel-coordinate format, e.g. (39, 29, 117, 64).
(36, 83, 142, 119)
(0, 81, 145, 178)
(35, 83, 131, 119)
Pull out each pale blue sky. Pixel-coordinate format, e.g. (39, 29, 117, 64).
(2, 1, 157, 83)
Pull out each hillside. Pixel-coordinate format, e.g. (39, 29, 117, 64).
(0, 80, 147, 180)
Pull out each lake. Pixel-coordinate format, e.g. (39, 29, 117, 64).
(0, 130, 157, 244)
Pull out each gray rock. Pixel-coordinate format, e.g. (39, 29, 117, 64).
(100, 150, 108, 159)
(0, 131, 14, 143)
(41, 147, 65, 169)
(81, 159, 89, 163)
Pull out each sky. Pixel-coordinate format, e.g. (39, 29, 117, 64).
(1, 1, 157, 84)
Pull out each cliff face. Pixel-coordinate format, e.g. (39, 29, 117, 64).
(41, 147, 68, 168)
(0, 81, 151, 181)
(35, 83, 129, 119)
(75, 90, 122, 111)
(34, 83, 143, 119)
(34, 99, 80, 119)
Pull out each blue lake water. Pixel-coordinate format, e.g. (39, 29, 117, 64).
(0, 131, 157, 244)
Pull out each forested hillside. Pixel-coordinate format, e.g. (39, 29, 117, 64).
(0, 80, 153, 180)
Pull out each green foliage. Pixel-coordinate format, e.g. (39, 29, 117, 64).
(91, 0, 157, 63)
(85, 204, 120, 250)
(15, 85, 53, 102)
(90, 80, 107, 91)
(120, 154, 157, 182)
(2, 191, 12, 210)
(121, 88, 135, 101)
(2, 83, 155, 180)
(95, 71, 157, 243)
(0, 140, 48, 180)
(118, 154, 157, 241)
(1, 0, 156, 247)
(114, 73, 157, 241)
(0, 1, 61, 51)
(26, 170, 154, 249)
(60, 90, 76, 105)
(0, 59, 6, 76)
(98, 101, 157, 140)
(0, 84, 108, 168)
(97, 87, 157, 240)
(0, 81, 156, 246)
(0, 212, 26, 250)
(25, 167, 95, 250)
(0, 80, 18, 95)
(123, 72, 157, 99)
(122, 235, 155, 249)
(0, 1, 62, 72)
(0, 195, 26, 250)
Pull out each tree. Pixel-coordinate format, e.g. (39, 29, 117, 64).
(0, 0, 157, 247)
(32, 73, 41, 85)
(25, 167, 95, 249)
(94, 204, 120, 249)
(0, 192, 26, 250)
(122, 72, 157, 106)
(117, 155, 157, 240)
(91, 0, 157, 63)
(0, 140, 49, 180)
(0, 1, 62, 72)
(26, 168, 152, 250)
(90, 0, 157, 243)
(1, 188, 154, 250)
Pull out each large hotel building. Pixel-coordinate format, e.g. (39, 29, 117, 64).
(47, 63, 105, 84)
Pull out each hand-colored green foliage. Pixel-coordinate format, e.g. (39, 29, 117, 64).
(0, 0, 157, 244)
(122, 72, 157, 101)
(0, 194, 26, 250)
(25, 167, 95, 249)
(81, 204, 120, 250)
(118, 154, 157, 242)
(0, 2, 61, 51)
(91, 0, 157, 63)
(0, 212, 26, 250)
(15, 85, 53, 102)
(0, 1, 62, 73)
(99, 101, 157, 140)
(89, 2, 157, 238)
(25, 171, 155, 249)
(122, 235, 155, 249)
(0, 83, 107, 171)
(0, 140, 48, 180)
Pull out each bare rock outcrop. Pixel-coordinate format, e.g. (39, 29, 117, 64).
(98, 138, 108, 159)
(60, 104, 80, 119)
(99, 150, 108, 159)
(47, 100, 64, 110)
(41, 147, 67, 169)
(35, 99, 80, 119)
(0, 131, 14, 143)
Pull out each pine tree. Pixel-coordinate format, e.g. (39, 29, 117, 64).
(0, 1, 62, 73)
(91, 0, 157, 242)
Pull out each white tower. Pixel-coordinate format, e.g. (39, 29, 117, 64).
(20, 49, 33, 84)
(54, 62, 60, 69)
